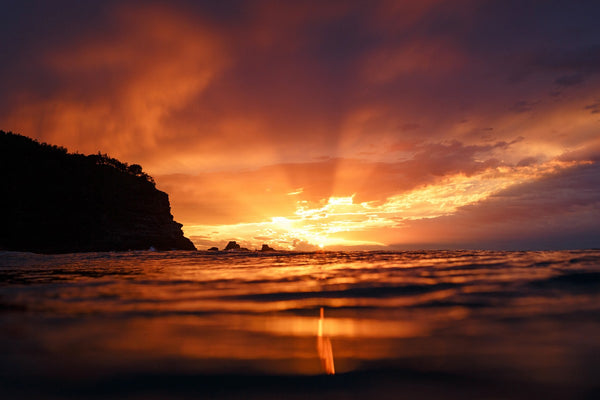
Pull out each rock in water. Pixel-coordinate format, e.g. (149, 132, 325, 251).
(224, 241, 241, 251)
(260, 244, 276, 252)
(0, 131, 196, 253)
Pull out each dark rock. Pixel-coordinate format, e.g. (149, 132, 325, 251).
(207, 247, 219, 251)
(0, 131, 197, 253)
(260, 244, 276, 252)
(224, 241, 241, 251)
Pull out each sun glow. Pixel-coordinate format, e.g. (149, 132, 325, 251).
(184, 159, 590, 250)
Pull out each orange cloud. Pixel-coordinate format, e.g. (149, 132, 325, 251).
(178, 157, 591, 250)
(2, 1, 600, 250)
(3, 3, 229, 166)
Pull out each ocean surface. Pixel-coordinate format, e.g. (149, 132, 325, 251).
(1, 249, 600, 399)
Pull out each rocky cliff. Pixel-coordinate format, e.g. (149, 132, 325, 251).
(0, 131, 196, 253)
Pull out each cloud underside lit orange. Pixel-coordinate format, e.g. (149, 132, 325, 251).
(1, 1, 600, 249)
(181, 159, 591, 250)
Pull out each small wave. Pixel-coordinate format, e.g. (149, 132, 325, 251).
(224, 282, 459, 301)
(529, 271, 600, 292)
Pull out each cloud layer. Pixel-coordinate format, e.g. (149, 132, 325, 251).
(1, 0, 599, 249)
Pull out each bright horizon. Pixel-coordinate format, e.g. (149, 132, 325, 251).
(1, 1, 599, 250)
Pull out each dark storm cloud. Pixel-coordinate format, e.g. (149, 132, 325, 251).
(584, 102, 600, 114)
(509, 100, 539, 113)
(555, 73, 586, 87)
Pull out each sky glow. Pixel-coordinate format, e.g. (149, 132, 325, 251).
(184, 159, 591, 249)
(1, 1, 599, 250)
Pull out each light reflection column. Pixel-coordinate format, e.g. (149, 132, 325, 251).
(317, 307, 335, 374)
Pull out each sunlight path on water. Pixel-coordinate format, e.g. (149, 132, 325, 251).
(317, 307, 335, 374)
(1, 249, 600, 380)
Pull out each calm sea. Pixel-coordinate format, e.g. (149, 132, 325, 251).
(1, 250, 600, 399)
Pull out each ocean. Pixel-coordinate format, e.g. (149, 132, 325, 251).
(1, 250, 600, 399)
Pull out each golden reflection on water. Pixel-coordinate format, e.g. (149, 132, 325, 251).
(317, 307, 335, 374)
(3, 250, 600, 382)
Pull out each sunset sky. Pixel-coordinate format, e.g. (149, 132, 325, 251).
(2, 0, 599, 250)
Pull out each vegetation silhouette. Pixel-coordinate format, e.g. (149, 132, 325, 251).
(0, 131, 196, 253)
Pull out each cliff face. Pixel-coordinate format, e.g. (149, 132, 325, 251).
(0, 131, 196, 253)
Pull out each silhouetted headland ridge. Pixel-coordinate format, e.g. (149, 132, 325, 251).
(0, 131, 196, 253)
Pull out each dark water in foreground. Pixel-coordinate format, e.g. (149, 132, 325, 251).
(1, 250, 600, 399)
